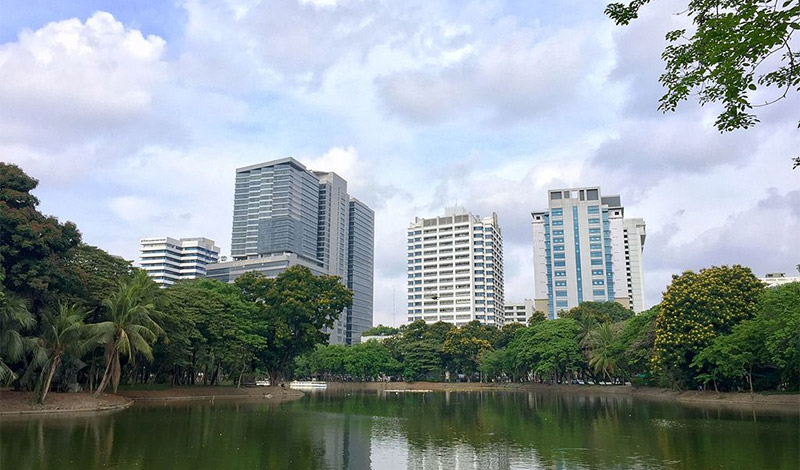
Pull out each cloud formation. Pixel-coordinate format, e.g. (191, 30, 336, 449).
(3, 3, 797, 328)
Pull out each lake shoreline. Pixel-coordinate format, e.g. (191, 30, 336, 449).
(0, 386, 304, 416)
(324, 381, 800, 412)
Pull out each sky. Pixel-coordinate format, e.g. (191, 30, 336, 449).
(2, 0, 798, 327)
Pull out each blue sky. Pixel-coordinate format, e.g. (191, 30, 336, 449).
(3, 0, 798, 326)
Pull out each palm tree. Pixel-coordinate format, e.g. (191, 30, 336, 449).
(30, 303, 92, 404)
(93, 271, 163, 395)
(586, 323, 619, 382)
(97, 271, 163, 393)
(0, 292, 35, 385)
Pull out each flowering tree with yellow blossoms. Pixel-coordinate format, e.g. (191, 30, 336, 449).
(652, 265, 764, 389)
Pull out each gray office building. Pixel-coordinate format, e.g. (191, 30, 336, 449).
(208, 157, 375, 345)
(346, 199, 375, 345)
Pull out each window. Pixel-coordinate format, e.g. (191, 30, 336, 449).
(591, 259, 603, 266)
(590, 251, 602, 258)
(589, 236, 601, 242)
(553, 245, 565, 251)
(556, 300, 568, 307)
(590, 243, 602, 250)
(550, 191, 562, 200)
(555, 271, 567, 277)
(555, 280, 567, 287)
(551, 208, 563, 216)
(553, 237, 564, 243)
(592, 279, 605, 286)
(552, 220, 564, 226)
(593, 289, 605, 296)
(555, 290, 568, 297)
(587, 206, 600, 214)
(588, 217, 600, 224)
(591, 269, 603, 276)
(554, 260, 566, 267)
(553, 229, 564, 236)
(554, 253, 566, 259)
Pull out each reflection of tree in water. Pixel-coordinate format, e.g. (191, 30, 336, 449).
(1, 393, 798, 470)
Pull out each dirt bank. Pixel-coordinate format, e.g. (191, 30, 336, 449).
(325, 382, 799, 411)
(0, 391, 132, 416)
(118, 385, 304, 405)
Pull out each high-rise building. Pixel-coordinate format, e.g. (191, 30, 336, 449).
(503, 299, 535, 324)
(407, 206, 504, 327)
(531, 187, 646, 319)
(207, 157, 374, 345)
(346, 198, 375, 345)
(139, 237, 220, 287)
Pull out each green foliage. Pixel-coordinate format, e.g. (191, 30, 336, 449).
(0, 291, 35, 385)
(605, 0, 800, 133)
(585, 323, 623, 381)
(512, 319, 583, 383)
(30, 303, 93, 404)
(362, 324, 399, 336)
(613, 306, 658, 384)
(443, 321, 494, 379)
(527, 310, 547, 325)
(235, 266, 353, 383)
(93, 271, 164, 394)
(653, 265, 764, 388)
(0, 163, 82, 312)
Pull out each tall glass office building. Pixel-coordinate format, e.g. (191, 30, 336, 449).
(531, 187, 646, 319)
(208, 157, 374, 345)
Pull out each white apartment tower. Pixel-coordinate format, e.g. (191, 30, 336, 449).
(139, 237, 220, 287)
(407, 206, 504, 327)
(532, 187, 646, 319)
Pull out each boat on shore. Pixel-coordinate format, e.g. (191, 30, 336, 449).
(289, 381, 328, 390)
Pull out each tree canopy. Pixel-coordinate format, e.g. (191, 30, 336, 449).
(605, 0, 800, 134)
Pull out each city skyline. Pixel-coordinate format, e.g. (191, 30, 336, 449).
(2, 2, 798, 328)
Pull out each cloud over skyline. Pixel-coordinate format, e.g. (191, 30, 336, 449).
(2, 1, 797, 327)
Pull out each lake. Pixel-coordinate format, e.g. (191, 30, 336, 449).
(2, 389, 797, 469)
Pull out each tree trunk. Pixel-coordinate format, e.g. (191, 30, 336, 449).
(94, 350, 115, 396)
(747, 366, 754, 399)
(237, 359, 246, 388)
(111, 351, 122, 394)
(89, 351, 96, 393)
(713, 379, 719, 397)
(37, 355, 62, 404)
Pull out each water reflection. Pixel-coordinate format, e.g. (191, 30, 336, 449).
(1, 391, 797, 470)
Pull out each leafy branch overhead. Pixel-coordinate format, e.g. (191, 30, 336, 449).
(605, 0, 800, 132)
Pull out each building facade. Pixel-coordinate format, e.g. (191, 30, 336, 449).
(407, 206, 504, 327)
(208, 157, 374, 345)
(139, 237, 220, 287)
(760, 272, 800, 287)
(346, 199, 375, 345)
(503, 299, 535, 324)
(532, 187, 646, 319)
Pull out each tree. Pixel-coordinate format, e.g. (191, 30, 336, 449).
(586, 323, 622, 382)
(0, 163, 82, 312)
(0, 290, 35, 385)
(513, 319, 583, 383)
(30, 303, 92, 404)
(528, 310, 547, 326)
(235, 266, 352, 385)
(362, 325, 399, 337)
(692, 319, 764, 395)
(613, 306, 658, 383)
(653, 265, 764, 388)
(93, 271, 163, 394)
(757, 281, 800, 389)
(605, 0, 800, 134)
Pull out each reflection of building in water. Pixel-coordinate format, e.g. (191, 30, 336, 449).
(405, 443, 547, 470)
(308, 412, 372, 469)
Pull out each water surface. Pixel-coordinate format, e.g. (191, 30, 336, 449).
(2, 390, 797, 469)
